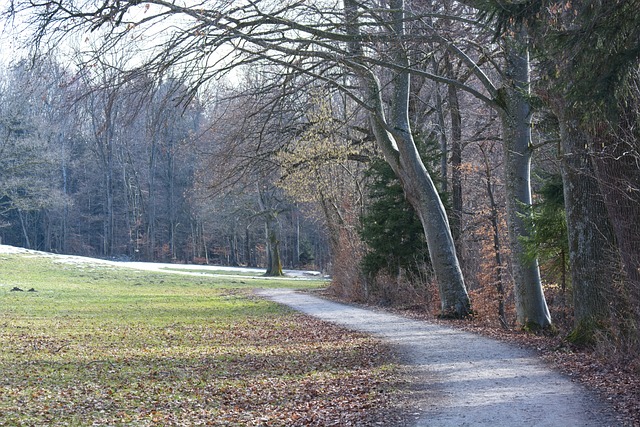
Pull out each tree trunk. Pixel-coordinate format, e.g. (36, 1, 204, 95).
(555, 103, 618, 344)
(588, 106, 640, 343)
(399, 149, 471, 317)
(245, 226, 253, 267)
(147, 135, 158, 260)
(103, 147, 115, 257)
(436, 87, 448, 195)
(446, 57, 463, 249)
(17, 209, 31, 249)
(295, 208, 301, 267)
(480, 144, 508, 328)
(61, 137, 69, 254)
(167, 138, 177, 260)
(499, 33, 551, 329)
(345, 0, 470, 317)
(229, 224, 239, 266)
(258, 187, 284, 277)
(264, 214, 284, 277)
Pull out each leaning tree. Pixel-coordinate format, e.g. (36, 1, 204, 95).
(4, 0, 473, 315)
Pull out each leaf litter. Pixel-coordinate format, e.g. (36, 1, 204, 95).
(0, 310, 409, 426)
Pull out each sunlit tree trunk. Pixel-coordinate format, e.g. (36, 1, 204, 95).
(499, 33, 551, 329)
(345, 0, 470, 317)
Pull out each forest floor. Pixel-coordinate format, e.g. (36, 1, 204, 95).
(258, 288, 633, 427)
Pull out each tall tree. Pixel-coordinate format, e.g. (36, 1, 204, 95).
(193, 71, 306, 275)
(5, 0, 473, 315)
(344, 0, 470, 316)
(483, 0, 640, 343)
(554, 105, 619, 343)
(0, 60, 66, 249)
(498, 30, 551, 328)
(414, 1, 552, 327)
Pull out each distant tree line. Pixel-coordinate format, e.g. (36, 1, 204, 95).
(0, 59, 329, 270)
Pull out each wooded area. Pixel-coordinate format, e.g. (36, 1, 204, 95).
(1, 0, 638, 358)
(0, 59, 330, 271)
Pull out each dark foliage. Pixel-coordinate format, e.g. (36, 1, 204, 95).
(479, 0, 640, 115)
(521, 173, 569, 290)
(359, 159, 430, 280)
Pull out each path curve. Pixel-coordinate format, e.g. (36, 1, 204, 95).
(256, 288, 620, 427)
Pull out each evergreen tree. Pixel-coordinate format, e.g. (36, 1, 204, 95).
(521, 173, 569, 293)
(359, 158, 430, 280)
(360, 136, 444, 284)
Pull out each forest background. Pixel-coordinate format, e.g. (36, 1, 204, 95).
(1, 0, 639, 377)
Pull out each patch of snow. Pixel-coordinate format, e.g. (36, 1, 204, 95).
(0, 244, 325, 280)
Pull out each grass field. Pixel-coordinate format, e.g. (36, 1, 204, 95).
(0, 253, 405, 426)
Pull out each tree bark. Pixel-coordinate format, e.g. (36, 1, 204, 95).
(499, 33, 551, 329)
(588, 104, 640, 340)
(555, 103, 618, 344)
(436, 87, 448, 195)
(446, 56, 463, 249)
(258, 188, 284, 277)
(264, 214, 284, 277)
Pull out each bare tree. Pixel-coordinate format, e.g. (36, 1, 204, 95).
(0, 60, 67, 249)
(4, 0, 472, 316)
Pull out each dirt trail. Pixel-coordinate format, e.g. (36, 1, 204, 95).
(257, 288, 620, 427)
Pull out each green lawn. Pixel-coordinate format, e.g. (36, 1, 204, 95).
(0, 254, 404, 426)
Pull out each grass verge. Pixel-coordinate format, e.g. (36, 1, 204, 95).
(0, 253, 406, 426)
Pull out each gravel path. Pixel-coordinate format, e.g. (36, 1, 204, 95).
(257, 288, 620, 427)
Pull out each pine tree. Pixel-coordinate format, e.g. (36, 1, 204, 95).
(359, 158, 430, 281)
(521, 173, 569, 293)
